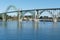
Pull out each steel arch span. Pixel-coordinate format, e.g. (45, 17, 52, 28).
(39, 10, 53, 17)
(6, 5, 18, 12)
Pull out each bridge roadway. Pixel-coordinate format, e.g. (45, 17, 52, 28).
(0, 8, 60, 14)
(1, 8, 60, 22)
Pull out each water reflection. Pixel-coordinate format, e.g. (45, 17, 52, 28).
(17, 21, 22, 29)
(17, 21, 23, 40)
(2, 21, 7, 27)
(32, 21, 39, 30)
(0, 21, 60, 40)
(32, 21, 39, 40)
(53, 22, 57, 27)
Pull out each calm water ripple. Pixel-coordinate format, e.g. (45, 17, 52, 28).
(0, 21, 60, 40)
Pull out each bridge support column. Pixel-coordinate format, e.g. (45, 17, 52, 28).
(53, 15, 57, 23)
(33, 10, 39, 28)
(34, 10, 39, 21)
(17, 9, 22, 22)
(2, 13, 7, 22)
(17, 10, 22, 27)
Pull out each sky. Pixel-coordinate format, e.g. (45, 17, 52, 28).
(0, 0, 60, 17)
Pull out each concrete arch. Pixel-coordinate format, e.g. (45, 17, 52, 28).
(22, 11, 35, 16)
(54, 10, 60, 17)
(6, 5, 17, 12)
(57, 11, 60, 17)
(40, 10, 53, 17)
(5, 5, 18, 17)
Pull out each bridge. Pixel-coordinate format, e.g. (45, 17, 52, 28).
(0, 5, 60, 23)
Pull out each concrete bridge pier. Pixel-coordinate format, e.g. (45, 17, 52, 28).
(2, 13, 7, 22)
(53, 15, 57, 23)
(17, 9, 22, 22)
(17, 12, 20, 22)
(17, 10, 22, 27)
(34, 10, 39, 28)
(34, 10, 39, 21)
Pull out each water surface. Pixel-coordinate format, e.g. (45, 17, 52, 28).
(0, 21, 60, 40)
